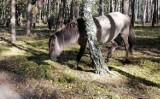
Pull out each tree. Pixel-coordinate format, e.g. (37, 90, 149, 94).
(131, 0, 135, 27)
(26, 0, 33, 36)
(55, 0, 64, 31)
(83, 0, 112, 74)
(141, 0, 147, 26)
(99, 0, 104, 16)
(70, 0, 76, 20)
(122, 0, 129, 15)
(26, 0, 36, 36)
(37, 0, 43, 24)
(10, 0, 16, 43)
(109, 0, 113, 12)
(134, 0, 138, 21)
(152, 0, 157, 27)
(47, 0, 51, 18)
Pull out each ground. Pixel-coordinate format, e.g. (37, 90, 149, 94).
(0, 26, 160, 99)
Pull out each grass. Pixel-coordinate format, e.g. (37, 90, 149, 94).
(0, 26, 160, 98)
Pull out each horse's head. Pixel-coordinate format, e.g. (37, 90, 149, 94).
(48, 34, 61, 61)
(49, 20, 80, 61)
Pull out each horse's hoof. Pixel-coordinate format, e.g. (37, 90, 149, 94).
(72, 66, 83, 70)
(124, 59, 131, 64)
(77, 66, 83, 70)
(106, 58, 112, 62)
(72, 66, 77, 70)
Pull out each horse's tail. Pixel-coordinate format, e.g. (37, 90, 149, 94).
(128, 25, 136, 54)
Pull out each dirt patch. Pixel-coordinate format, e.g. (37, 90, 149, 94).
(0, 70, 62, 98)
(0, 84, 22, 99)
(0, 71, 23, 99)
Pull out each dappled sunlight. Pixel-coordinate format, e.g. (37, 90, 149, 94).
(1, 47, 26, 56)
(0, 26, 160, 98)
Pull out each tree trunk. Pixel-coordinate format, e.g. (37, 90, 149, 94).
(26, 0, 32, 36)
(70, 0, 75, 20)
(114, 0, 117, 11)
(134, 0, 138, 21)
(83, 0, 112, 74)
(10, 0, 16, 43)
(131, 0, 135, 26)
(62, 0, 65, 18)
(156, 0, 158, 23)
(0, 0, 4, 20)
(38, 0, 43, 25)
(48, 0, 51, 18)
(146, 0, 149, 22)
(122, 0, 129, 15)
(142, 0, 147, 26)
(110, 0, 113, 12)
(55, 0, 64, 31)
(152, 0, 157, 27)
(99, 0, 104, 16)
(74, 1, 79, 18)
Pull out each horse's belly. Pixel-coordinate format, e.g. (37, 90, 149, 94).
(95, 16, 112, 43)
(100, 34, 110, 43)
(97, 26, 111, 43)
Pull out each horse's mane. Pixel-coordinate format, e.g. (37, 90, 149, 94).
(54, 19, 80, 47)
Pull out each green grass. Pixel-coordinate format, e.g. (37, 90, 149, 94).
(0, 26, 160, 98)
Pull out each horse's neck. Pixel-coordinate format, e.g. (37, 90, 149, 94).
(56, 34, 65, 49)
(57, 30, 79, 48)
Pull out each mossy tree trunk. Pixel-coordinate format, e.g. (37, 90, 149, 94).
(83, 0, 112, 74)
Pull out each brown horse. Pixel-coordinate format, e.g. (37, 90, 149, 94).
(48, 12, 136, 69)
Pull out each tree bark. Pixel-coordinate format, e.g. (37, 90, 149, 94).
(38, 0, 43, 25)
(131, 0, 135, 26)
(122, 0, 129, 15)
(83, 0, 112, 74)
(152, 0, 157, 27)
(74, 1, 79, 18)
(70, 0, 75, 20)
(142, 0, 147, 26)
(48, 0, 51, 18)
(134, 0, 138, 21)
(10, 0, 16, 43)
(26, 0, 32, 36)
(156, 0, 158, 23)
(99, 0, 104, 16)
(110, 0, 113, 12)
(55, 0, 64, 31)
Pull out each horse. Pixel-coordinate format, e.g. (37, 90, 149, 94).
(47, 16, 58, 31)
(48, 12, 136, 69)
(48, 16, 71, 31)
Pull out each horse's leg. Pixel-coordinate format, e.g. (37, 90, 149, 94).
(74, 45, 86, 70)
(107, 40, 118, 61)
(121, 32, 131, 64)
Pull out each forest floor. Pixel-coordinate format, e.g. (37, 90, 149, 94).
(0, 26, 160, 99)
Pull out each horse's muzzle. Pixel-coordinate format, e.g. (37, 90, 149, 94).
(49, 54, 57, 61)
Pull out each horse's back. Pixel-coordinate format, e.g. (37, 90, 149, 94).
(95, 12, 130, 43)
(94, 15, 111, 42)
(108, 12, 130, 28)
